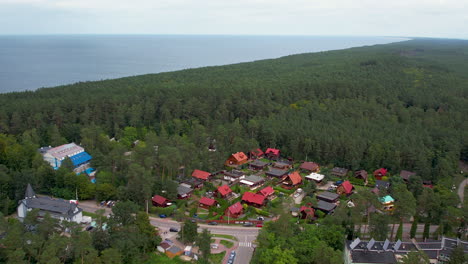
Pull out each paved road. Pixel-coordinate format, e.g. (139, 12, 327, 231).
(80, 201, 259, 264)
(457, 178, 467, 207)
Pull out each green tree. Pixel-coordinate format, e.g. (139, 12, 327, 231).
(180, 219, 198, 244)
(447, 246, 466, 264)
(369, 214, 390, 240)
(398, 251, 430, 264)
(396, 219, 403, 241)
(423, 221, 430, 240)
(197, 228, 212, 263)
(100, 248, 122, 264)
(257, 246, 298, 264)
(410, 216, 418, 239)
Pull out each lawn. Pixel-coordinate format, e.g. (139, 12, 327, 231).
(209, 252, 226, 264)
(220, 239, 234, 249)
(212, 234, 238, 241)
(82, 211, 99, 218)
(145, 252, 186, 264)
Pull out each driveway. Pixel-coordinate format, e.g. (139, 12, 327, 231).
(457, 178, 467, 207)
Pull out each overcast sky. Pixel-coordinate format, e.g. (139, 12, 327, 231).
(0, 0, 467, 38)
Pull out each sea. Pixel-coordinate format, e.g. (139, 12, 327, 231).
(0, 35, 407, 93)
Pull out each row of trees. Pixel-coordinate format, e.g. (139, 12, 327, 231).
(0, 201, 160, 263)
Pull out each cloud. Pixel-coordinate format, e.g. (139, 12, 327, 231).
(0, 0, 467, 38)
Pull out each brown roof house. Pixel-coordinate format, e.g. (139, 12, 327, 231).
(300, 162, 320, 173)
(400, 170, 416, 183)
(225, 152, 248, 167)
(331, 167, 348, 177)
(354, 170, 368, 183)
(281, 171, 302, 189)
(249, 160, 269, 171)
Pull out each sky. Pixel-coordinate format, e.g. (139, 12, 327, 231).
(0, 0, 467, 38)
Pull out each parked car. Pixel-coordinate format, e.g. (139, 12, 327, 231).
(230, 251, 236, 258)
(211, 244, 219, 249)
(334, 180, 343, 186)
(169, 227, 179, 232)
(257, 216, 265, 221)
(85, 226, 94, 231)
(256, 224, 263, 228)
(243, 222, 254, 227)
(208, 221, 218, 225)
(159, 214, 167, 218)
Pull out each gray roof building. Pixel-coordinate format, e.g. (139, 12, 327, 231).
(17, 184, 83, 223)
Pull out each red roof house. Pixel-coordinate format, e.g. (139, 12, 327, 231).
(242, 192, 266, 207)
(226, 202, 243, 218)
(300, 206, 315, 219)
(192, 169, 211, 181)
(373, 168, 388, 180)
(337, 181, 354, 195)
(199, 197, 217, 208)
(259, 186, 275, 197)
(282, 171, 302, 188)
(225, 152, 249, 166)
(300, 162, 320, 172)
(249, 148, 264, 159)
(217, 185, 233, 198)
(265, 148, 280, 159)
(152, 195, 170, 207)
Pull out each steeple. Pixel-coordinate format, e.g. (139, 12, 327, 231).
(25, 183, 36, 199)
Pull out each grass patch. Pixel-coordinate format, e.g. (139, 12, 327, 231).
(82, 211, 99, 218)
(212, 234, 238, 241)
(146, 252, 186, 264)
(220, 240, 234, 249)
(209, 252, 226, 264)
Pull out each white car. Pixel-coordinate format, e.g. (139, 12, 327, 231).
(211, 244, 219, 249)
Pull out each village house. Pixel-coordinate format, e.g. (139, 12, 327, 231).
(217, 185, 233, 198)
(199, 197, 217, 209)
(249, 148, 264, 159)
(177, 184, 193, 199)
(241, 192, 266, 207)
(225, 152, 248, 167)
(265, 168, 288, 178)
(17, 184, 83, 223)
(165, 245, 184, 258)
(192, 169, 211, 181)
(316, 191, 340, 203)
(223, 170, 245, 182)
(373, 168, 387, 180)
(258, 186, 275, 199)
(281, 171, 302, 189)
(331, 167, 349, 177)
(240, 175, 266, 190)
(152, 195, 170, 207)
(299, 206, 315, 220)
(265, 148, 280, 160)
(337, 181, 354, 196)
(300, 161, 320, 173)
(226, 202, 243, 218)
(39, 143, 93, 175)
(249, 159, 269, 170)
(181, 178, 204, 189)
(272, 160, 292, 170)
(400, 170, 416, 183)
(305, 172, 325, 183)
(379, 195, 395, 211)
(315, 200, 337, 214)
(354, 170, 368, 183)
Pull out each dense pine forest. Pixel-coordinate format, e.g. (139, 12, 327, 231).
(1, 38, 468, 263)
